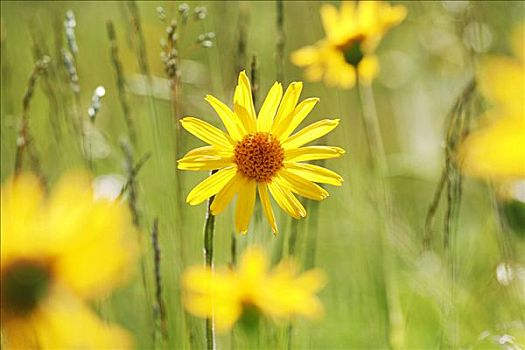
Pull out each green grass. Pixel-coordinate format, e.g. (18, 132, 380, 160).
(1, 1, 524, 349)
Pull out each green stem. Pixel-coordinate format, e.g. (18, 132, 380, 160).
(204, 170, 217, 350)
(357, 80, 403, 349)
(275, 0, 285, 82)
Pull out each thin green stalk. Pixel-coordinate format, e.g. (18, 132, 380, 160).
(235, 2, 250, 74)
(126, 1, 162, 159)
(357, 80, 404, 349)
(231, 230, 237, 267)
(488, 186, 524, 318)
(204, 170, 218, 350)
(14, 56, 50, 181)
(29, 26, 61, 142)
(423, 79, 476, 249)
(106, 20, 137, 146)
(275, 0, 285, 82)
(250, 55, 258, 109)
(151, 218, 168, 345)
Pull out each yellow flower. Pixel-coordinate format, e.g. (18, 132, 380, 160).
(182, 246, 326, 332)
(291, 1, 406, 89)
(1, 172, 138, 349)
(178, 71, 344, 234)
(458, 117, 524, 179)
(458, 24, 525, 180)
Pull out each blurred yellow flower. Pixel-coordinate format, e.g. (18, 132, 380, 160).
(178, 71, 344, 234)
(182, 246, 326, 332)
(291, 1, 406, 89)
(1, 173, 138, 349)
(458, 24, 525, 179)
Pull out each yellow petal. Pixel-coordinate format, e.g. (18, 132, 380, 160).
(1, 173, 46, 263)
(320, 4, 339, 43)
(187, 167, 237, 205)
(272, 82, 303, 131)
(379, 3, 407, 32)
(295, 268, 327, 293)
(235, 178, 257, 233)
(258, 183, 278, 234)
(180, 117, 235, 150)
(46, 173, 138, 298)
(234, 70, 257, 121)
(262, 264, 326, 319)
(181, 266, 242, 332)
(257, 82, 283, 132)
(358, 1, 380, 34)
(305, 63, 325, 82)
(177, 155, 234, 171)
(290, 45, 321, 67)
(285, 162, 344, 186)
(238, 246, 269, 281)
(182, 145, 233, 158)
(277, 171, 329, 201)
(281, 119, 340, 150)
(339, 1, 357, 24)
(338, 63, 357, 89)
(205, 94, 245, 140)
(284, 146, 345, 162)
(267, 180, 306, 219)
(478, 57, 524, 117)
(458, 116, 525, 179)
(211, 172, 244, 215)
(274, 97, 320, 140)
(2, 289, 133, 349)
(357, 54, 379, 84)
(234, 102, 257, 133)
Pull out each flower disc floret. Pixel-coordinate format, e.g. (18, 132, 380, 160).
(234, 132, 284, 183)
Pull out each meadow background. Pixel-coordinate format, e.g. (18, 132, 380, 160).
(1, 1, 524, 349)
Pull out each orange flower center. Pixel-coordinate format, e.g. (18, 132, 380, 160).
(234, 132, 284, 182)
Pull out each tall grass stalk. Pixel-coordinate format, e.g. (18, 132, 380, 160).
(275, 0, 285, 83)
(235, 2, 250, 74)
(250, 55, 258, 109)
(159, 17, 185, 267)
(119, 141, 154, 337)
(423, 80, 476, 249)
(488, 186, 525, 317)
(125, 1, 163, 160)
(151, 217, 168, 345)
(357, 80, 404, 349)
(106, 20, 137, 146)
(29, 27, 61, 142)
(120, 141, 151, 228)
(14, 56, 49, 181)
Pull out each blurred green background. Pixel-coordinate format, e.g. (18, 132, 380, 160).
(1, 1, 524, 349)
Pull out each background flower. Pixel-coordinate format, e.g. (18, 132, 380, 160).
(458, 24, 525, 179)
(182, 246, 326, 332)
(291, 1, 406, 89)
(1, 173, 138, 349)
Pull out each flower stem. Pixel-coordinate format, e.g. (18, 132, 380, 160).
(357, 81, 387, 175)
(203, 170, 217, 350)
(357, 80, 404, 349)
